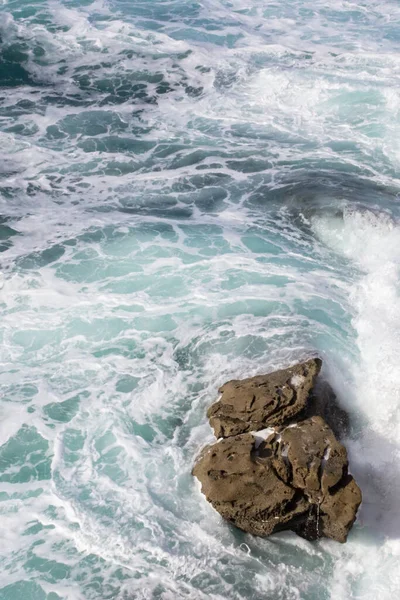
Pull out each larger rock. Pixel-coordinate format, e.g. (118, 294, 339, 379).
(193, 416, 361, 543)
(207, 358, 322, 438)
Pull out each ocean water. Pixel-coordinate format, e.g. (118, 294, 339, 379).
(1, 0, 400, 598)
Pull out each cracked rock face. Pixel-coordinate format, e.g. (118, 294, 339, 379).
(207, 358, 322, 438)
(193, 416, 362, 543)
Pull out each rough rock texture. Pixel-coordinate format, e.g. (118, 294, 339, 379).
(207, 358, 322, 439)
(193, 416, 361, 543)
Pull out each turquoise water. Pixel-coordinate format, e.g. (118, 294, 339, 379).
(1, 1, 400, 598)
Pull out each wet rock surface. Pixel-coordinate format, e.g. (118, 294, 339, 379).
(305, 378, 350, 440)
(193, 359, 362, 543)
(207, 358, 322, 439)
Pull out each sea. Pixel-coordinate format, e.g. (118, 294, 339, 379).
(1, 1, 400, 599)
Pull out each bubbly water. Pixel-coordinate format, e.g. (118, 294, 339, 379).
(1, 1, 400, 598)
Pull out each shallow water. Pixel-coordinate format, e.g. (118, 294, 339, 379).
(1, 1, 400, 599)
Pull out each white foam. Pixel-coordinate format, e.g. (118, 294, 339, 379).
(291, 374, 305, 387)
(313, 207, 400, 598)
(252, 427, 275, 448)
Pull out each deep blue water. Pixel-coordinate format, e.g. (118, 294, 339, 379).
(1, 1, 400, 599)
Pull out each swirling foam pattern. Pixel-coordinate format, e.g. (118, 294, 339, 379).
(0, 1, 400, 599)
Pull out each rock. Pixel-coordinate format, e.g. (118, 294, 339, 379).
(194, 358, 361, 542)
(207, 358, 322, 438)
(192, 416, 361, 543)
(192, 433, 309, 538)
(305, 378, 350, 439)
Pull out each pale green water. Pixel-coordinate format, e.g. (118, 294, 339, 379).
(1, 1, 400, 599)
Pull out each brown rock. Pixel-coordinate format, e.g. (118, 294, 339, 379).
(193, 433, 308, 537)
(207, 358, 322, 438)
(193, 416, 361, 543)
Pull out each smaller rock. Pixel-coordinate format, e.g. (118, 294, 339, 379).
(207, 358, 322, 438)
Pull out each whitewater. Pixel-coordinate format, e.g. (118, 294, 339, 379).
(0, 1, 400, 598)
